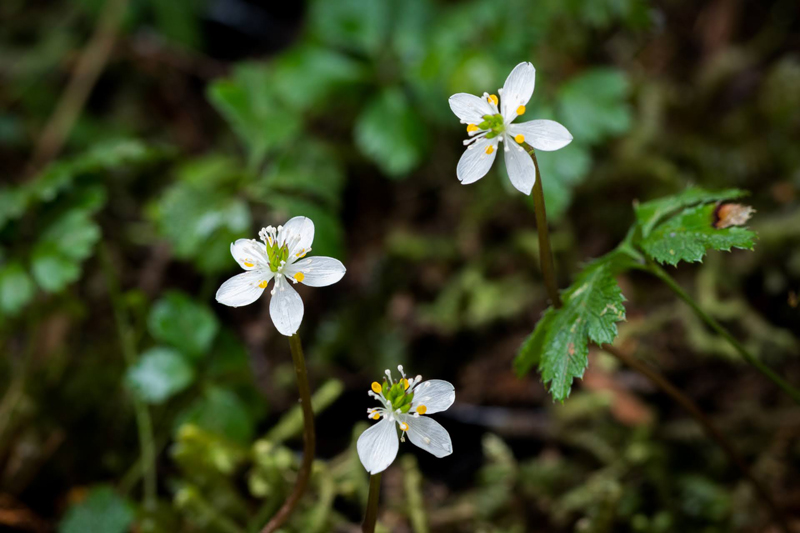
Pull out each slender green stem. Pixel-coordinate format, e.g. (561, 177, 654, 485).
(362, 473, 382, 533)
(261, 333, 316, 533)
(526, 145, 563, 309)
(100, 246, 157, 510)
(646, 261, 800, 404)
(602, 344, 791, 533)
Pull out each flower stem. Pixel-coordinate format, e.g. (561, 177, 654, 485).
(261, 333, 316, 533)
(526, 145, 563, 309)
(602, 344, 791, 533)
(362, 473, 382, 533)
(645, 261, 800, 405)
(100, 245, 157, 510)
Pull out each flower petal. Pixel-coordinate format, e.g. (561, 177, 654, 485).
(231, 239, 267, 270)
(269, 277, 304, 336)
(508, 120, 572, 151)
(503, 138, 536, 195)
(448, 93, 494, 125)
(401, 415, 453, 458)
(457, 137, 499, 185)
(280, 216, 315, 257)
(285, 256, 346, 287)
(215, 270, 272, 308)
(411, 380, 455, 415)
(357, 417, 399, 474)
(501, 62, 536, 122)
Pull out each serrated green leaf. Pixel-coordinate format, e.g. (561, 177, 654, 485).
(125, 347, 195, 404)
(513, 307, 556, 376)
(148, 291, 219, 357)
(354, 87, 429, 178)
(0, 262, 35, 315)
(641, 203, 756, 266)
(534, 255, 628, 401)
(635, 187, 747, 238)
(557, 69, 631, 145)
(58, 485, 134, 533)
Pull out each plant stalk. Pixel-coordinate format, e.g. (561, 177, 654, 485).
(362, 473, 382, 533)
(526, 145, 563, 309)
(602, 344, 791, 533)
(261, 333, 316, 533)
(100, 246, 157, 510)
(646, 261, 800, 404)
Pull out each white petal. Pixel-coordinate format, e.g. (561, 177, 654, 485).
(503, 138, 536, 195)
(448, 93, 494, 125)
(215, 270, 272, 308)
(279, 216, 315, 257)
(284, 256, 345, 287)
(508, 120, 572, 151)
(357, 417, 399, 474)
(501, 62, 536, 122)
(457, 137, 499, 185)
(269, 278, 304, 336)
(230, 239, 268, 270)
(411, 380, 455, 415)
(401, 415, 453, 459)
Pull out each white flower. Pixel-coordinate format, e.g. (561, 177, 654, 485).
(448, 62, 573, 195)
(357, 366, 455, 474)
(215, 216, 346, 336)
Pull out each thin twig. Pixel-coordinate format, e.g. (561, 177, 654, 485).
(261, 333, 316, 533)
(27, 0, 130, 175)
(644, 261, 800, 404)
(602, 344, 792, 533)
(362, 473, 382, 533)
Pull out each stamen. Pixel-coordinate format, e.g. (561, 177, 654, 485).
(371, 382, 382, 394)
(485, 145, 494, 155)
(416, 405, 427, 415)
(293, 272, 305, 283)
(371, 412, 380, 420)
(516, 105, 526, 115)
(258, 280, 269, 289)
(399, 422, 409, 431)
(402, 378, 410, 390)
(487, 94, 498, 106)
(466, 124, 479, 133)
(514, 134, 525, 144)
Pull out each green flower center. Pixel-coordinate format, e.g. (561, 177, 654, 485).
(266, 241, 290, 273)
(383, 380, 415, 413)
(478, 113, 505, 139)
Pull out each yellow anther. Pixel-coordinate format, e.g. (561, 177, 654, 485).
(243, 262, 254, 268)
(416, 405, 427, 415)
(485, 145, 494, 155)
(296, 248, 307, 258)
(399, 422, 409, 431)
(514, 134, 525, 144)
(258, 280, 269, 289)
(402, 378, 410, 390)
(294, 272, 305, 283)
(516, 105, 526, 115)
(371, 382, 382, 394)
(371, 412, 380, 420)
(466, 124, 479, 133)
(488, 94, 498, 106)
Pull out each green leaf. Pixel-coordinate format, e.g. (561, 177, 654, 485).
(30, 248, 81, 293)
(354, 88, 429, 178)
(59, 485, 134, 533)
(634, 187, 747, 238)
(176, 387, 254, 444)
(523, 254, 629, 401)
(148, 291, 219, 357)
(309, 0, 390, 56)
(125, 347, 195, 404)
(0, 262, 35, 315)
(269, 45, 366, 112)
(207, 64, 302, 165)
(557, 69, 632, 145)
(640, 203, 756, 266)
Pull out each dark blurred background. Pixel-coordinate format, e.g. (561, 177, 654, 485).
(1, 0, 800, 531)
